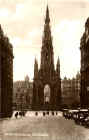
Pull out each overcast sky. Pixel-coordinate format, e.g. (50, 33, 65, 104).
(0, 0, 89, 81)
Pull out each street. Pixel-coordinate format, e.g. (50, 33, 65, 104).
(0, 111, 89, 140)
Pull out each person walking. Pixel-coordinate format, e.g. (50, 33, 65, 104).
(15, 112, 18, 119)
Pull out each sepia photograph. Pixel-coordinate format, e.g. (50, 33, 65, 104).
(0, 0, 89, 140)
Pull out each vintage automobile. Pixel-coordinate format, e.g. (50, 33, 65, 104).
(62, 108, 89, 127)
(84, 116, 89, 128)
(74, 109, 89, 125)
(68, 110, 79, 120)
(62, 109, 74, 119)
(63, 109, 79, 120)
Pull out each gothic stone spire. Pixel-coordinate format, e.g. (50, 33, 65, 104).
(34, 57, 38, 79)
(40, 5, 54, 74)
(56, 57, 60, 78)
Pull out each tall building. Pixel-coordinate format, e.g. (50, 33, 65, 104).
(61, 73, 80, 108)
(0, 25, 13, 118)
(32, 6, 61, 110)
(80, 17, 89, 108)
(13, 76, 33, 110)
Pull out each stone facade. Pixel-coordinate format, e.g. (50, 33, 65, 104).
(0, 25, 13, 118)
(61, 73, 80, 108)
(80, 17, 89, 108)
(13, 76, 33, 110)
(32, 6, 61, 110)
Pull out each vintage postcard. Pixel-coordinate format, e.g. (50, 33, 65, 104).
(0, 0, 89, 140)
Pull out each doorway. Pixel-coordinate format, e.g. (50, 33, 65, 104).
(44, 84, 50, 104)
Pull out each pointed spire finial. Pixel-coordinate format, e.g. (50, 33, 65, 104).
(34, 56, 38, 65)
(0, 24, 4, 37)
(57, 56, 60, 65)
(45, 5, 50, 23)
(34, 56, 38, 78)
(56, 57, 60, 77)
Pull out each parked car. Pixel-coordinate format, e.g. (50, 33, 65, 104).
(69, 110, 79, 120)
(74, 109, 89, 125)
(82, 116, 89, 127)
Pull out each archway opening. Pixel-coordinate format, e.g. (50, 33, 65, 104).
(44, 84, 50, 104)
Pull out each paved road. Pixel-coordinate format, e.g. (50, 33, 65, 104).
(0, 112, 89, 140)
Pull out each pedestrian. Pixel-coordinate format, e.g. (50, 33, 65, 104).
(47, 111, 49, 115)
(15, 112, 18, 119)
(35, 112, 38, 116)
(22, 111, 25, 117)
(19, 111, 22, 117)
(43, 112, 45, 116)
(52, 111, 54, 116)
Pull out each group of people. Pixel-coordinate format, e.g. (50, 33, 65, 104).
(35, 111, 58, 116)
(14, 111, 25, 118)
(14, 111, 58, 118)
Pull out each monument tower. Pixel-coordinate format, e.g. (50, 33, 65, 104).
(32, 6, 61, 110)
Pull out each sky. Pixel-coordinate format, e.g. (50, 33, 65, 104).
(0, 0, 89, 81)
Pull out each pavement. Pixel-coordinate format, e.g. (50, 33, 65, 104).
(0, 111, 89, 140)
